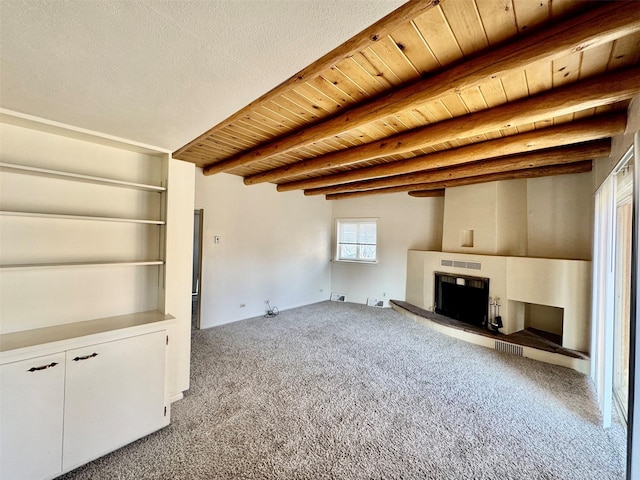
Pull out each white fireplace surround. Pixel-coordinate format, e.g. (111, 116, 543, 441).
(406, 250, 591, 353)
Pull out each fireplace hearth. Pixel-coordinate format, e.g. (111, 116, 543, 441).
(434, 272, 489, 327)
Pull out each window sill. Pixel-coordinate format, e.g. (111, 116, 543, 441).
(332, 259, 378, 265)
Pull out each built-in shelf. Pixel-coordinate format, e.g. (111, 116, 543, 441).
(0, 211, 165, 224)
(0, 310, 175, 355)
(0, 162, 166, 192)
(0, 260, 164, 271)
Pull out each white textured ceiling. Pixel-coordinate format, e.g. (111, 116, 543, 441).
(0, 0, 405, 150)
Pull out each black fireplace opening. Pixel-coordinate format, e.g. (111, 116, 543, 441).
(434, 272, 489, 327)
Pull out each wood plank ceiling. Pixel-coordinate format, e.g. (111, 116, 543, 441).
(173, 0, 640, 200)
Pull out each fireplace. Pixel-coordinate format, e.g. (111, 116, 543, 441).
(434, 272, 490, 327)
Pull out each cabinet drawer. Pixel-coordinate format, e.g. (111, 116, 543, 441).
(62, 330, 167, 471)
(0, 352, 65, 480)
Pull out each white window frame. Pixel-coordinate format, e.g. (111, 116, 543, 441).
(334, 218, 378, 264)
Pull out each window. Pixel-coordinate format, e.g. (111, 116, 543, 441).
(335, 219, 377, 263)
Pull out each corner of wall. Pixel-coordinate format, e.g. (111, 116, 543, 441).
(594, 94, 640, 191)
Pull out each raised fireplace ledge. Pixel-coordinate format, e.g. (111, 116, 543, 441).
(406, 250, 591, 353)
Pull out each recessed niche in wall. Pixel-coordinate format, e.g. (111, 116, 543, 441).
(461, 229, 474, 248)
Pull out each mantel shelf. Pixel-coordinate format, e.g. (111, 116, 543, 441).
(0, 211, 165, 224)
(0, 260, 164, 271)
(0, 162, 166, 192)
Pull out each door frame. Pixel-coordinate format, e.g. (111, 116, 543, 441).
(192, 209, 204, 329)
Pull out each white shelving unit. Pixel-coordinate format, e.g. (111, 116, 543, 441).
(0, 110, 196, 479)
(0, 117, 169, 328)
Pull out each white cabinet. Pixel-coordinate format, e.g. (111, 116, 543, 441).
(0, 353, 65, 480)
(63, 331, 167, 471)
(0, 322, 171, 480)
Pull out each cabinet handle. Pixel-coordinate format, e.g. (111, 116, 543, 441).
(72, 352, 98, 362)
(27, 362, 59, 372)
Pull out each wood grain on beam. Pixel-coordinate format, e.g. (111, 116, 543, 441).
(306, 139, 610, 196)
(246, 67, 638, 184)
(407, 189, 445, 198)
(275, 111, 626, 192)
(202, 2, 640, 174)
(326, 162, 593, 200)
(172, 0, 439, 159)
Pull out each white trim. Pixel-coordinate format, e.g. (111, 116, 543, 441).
(613, 145, 634, 175)
(591, 174, 616, 427)
(627, 131, 639, 479)
(0, 108, 171, 155)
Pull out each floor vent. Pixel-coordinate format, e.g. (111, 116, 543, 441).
(366, 297, 384, 307)
(495, 341, 523, 356)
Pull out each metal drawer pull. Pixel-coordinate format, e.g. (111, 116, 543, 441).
(72, 352, 98, 361)
(27, 362, 58, 372)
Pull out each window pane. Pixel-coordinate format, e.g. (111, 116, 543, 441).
(339, 223, 357, 243)
(359, 223, 377, 244)
(359, 245, 376, 261)
(339, 244, 356, 260)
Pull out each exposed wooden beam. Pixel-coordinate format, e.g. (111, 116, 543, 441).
(326, 162, 593, 200)
(407, 189, 445, 198)
(173, 0, 440, 160)
(306, 139, 610, 196)
(201, 2, 640, 174)
(246, 67, 638, 184)
(275, 112, 626, 192)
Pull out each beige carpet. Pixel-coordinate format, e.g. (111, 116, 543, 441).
(57, 301, 627, 479)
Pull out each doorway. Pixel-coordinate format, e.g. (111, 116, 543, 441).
(613, 149, 634, 423)
(192, 209, 204, 329)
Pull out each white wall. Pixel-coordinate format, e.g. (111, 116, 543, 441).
(527, 172, 593, 260)
(193, 152, 593, 324)
(330, 193, 443, 306)
(195, 171, 332, 328)
(442, 183, 500, 254)
(496, 180, 528, 256)
(441, 174, 592, 260)
(442, 180, 529, 256)
(164, 159, 195, 398)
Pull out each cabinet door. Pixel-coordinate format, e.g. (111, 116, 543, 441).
(0, 352, 65, 480)
(62, 330, 167, 471)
